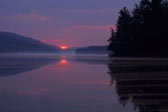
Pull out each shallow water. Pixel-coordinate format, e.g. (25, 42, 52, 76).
(0, 55, 168, 112)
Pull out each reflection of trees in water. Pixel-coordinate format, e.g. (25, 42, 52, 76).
(0, 57, 60, 77)
(108, 60, 168, 112)
(75, 56, 108, 65)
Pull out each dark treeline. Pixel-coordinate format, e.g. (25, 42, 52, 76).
(108, 0, 168, 57)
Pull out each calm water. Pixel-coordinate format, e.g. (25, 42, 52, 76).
(0, 55, 168, 112)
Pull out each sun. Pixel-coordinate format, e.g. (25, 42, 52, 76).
(60, 46, 68, 50)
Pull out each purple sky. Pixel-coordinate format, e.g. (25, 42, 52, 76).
(0, 0, 139, 47)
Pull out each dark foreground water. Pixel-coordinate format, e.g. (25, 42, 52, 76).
(0, 55, 168, 112)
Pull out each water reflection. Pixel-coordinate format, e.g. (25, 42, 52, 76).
(0, 55, 116, 112)
(108, 59, 168, 112)
(0, 57, 60, 77)
(58, 56, 69, 65)
(1, 55, 168, 112)
(75, 56, 108, 65)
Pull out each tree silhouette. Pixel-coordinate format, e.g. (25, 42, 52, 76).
(108, 0, 168, 57)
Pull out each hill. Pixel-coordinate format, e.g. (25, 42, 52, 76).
(0, 32, 60, 53)
(76, 46, 108, 54)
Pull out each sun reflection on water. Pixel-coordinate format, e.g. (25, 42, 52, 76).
(60, 59, 68, 64)
(59, 56, 69, 65)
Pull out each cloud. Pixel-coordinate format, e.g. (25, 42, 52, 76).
(70, 25, 113, 30)
(60, 8, 120, 15)
(0, 13, 49, 22)
(12, 13, 49, 22)
(42, 39, 71, 46)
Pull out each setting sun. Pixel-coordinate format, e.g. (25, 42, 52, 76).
(60, 46, 68, 50)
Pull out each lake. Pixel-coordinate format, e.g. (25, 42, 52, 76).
(0, 54, 168, 112)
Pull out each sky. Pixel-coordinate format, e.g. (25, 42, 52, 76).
(0, 0, 139, 47)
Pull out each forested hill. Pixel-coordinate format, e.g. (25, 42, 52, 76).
(76, 46, 108, 54)
(0, 32, 60, 53)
